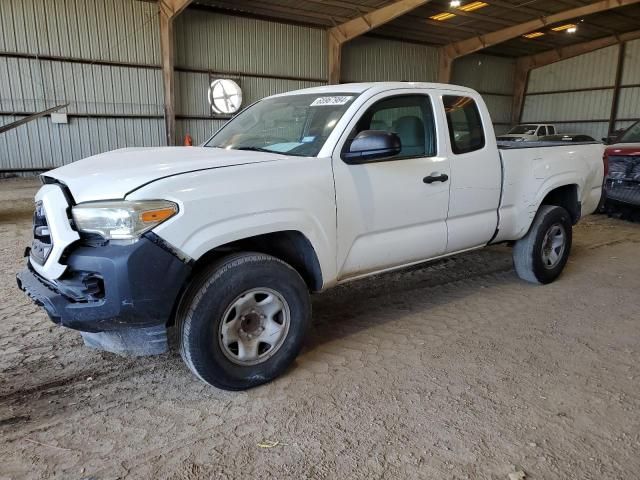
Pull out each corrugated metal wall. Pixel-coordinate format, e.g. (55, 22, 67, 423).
(341, 41, 514, 134)
(1, 0, 528, 170)
(522, 42, 640, 139)
(527, 47, 617, 93)
(341, 37, 439, 82)
(160, 12, 516, 145)
(173, 10, 327, 144)
(618, 38, 640, 132)
(175, 11, 327, 80)
(0, 0, 160, 63)
(0, 116, 163, 171)
(523, 90, 615, 121)
(452, 54, 515, 134)
(0, 58, 163, 115)
(0, 0, 163, 171)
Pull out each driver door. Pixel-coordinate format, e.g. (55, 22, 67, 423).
(332, 91, 450, 280)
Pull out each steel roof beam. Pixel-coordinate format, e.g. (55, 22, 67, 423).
(438, 0, 640, 83)
(488, 0, 617, 36)
(518, 28, 640, 70)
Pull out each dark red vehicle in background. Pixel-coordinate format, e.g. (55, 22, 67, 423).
(603, 121, 640, 210)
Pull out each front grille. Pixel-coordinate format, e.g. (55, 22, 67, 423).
(607, 156, 640, 181)
(606, 156, 640, 206)
(30, 201, 53, 265)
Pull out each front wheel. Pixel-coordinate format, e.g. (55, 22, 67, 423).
(177, 252, 311, 390)
(513, 205, 573, 284)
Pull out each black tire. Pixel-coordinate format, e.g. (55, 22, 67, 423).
(513, 205, 573, 285)
(177, 252, 311, 390)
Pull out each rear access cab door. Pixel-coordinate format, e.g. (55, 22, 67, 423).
(437, 89, 502, 253)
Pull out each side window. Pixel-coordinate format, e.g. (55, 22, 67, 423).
(538, 126, 547, 136)
(443, 96, 485, 154)
(548, 125, 556, 135)
(349, 95, 436, 158)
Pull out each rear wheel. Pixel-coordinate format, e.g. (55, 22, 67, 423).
(177, 252, 311, 390)
(513, 205, 573, 284)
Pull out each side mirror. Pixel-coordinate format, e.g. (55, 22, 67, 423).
(342, 130, 401, 164)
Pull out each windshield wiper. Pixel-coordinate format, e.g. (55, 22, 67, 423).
(234, 146, 282, 154)
(215, 145, 306, 157)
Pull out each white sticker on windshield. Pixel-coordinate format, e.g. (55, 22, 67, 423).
(310, 96, 353, 106)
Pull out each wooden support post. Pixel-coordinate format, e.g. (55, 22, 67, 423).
(159, 12, 175, 146)
(159, 0, 191, 146)
(328, 31, 343, 85)
(437, 49, 453, 84)
(511, 58, 529, 126)
(609, 42, 626, 135)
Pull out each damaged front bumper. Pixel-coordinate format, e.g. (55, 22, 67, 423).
(16, 234, 192, 356)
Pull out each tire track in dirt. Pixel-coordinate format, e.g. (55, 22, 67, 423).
(0, 360, 156, 404)
(3, 179, 640, 479)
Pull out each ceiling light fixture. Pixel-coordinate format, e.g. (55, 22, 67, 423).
(450, 0, 461, 7)
(430, 12, 457, 20)
(523, 32, 545, 39)
(567, 26, 577, 34)
(458, 1, 488, 12)
(551, 23, 577, 32)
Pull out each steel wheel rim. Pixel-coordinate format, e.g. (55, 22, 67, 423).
(218, 288, 291, 366)
(541, 223, 566, 269)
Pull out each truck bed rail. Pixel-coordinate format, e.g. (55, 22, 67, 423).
(497, 141, 601, 150)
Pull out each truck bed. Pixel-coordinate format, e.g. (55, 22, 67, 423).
(493, 141, 605, 243)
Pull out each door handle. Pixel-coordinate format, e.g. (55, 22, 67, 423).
(423, 173, 449, 184)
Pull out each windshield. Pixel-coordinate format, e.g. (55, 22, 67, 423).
(508, 125, 538, 135)
(618, 121, 640, 143)
(205, 93, 359, 156)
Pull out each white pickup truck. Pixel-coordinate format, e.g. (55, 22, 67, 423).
(17, 82, 604, 390)
(497, 123, 558, 142)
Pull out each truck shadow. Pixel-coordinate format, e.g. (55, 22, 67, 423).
(304, 246, 517, 352)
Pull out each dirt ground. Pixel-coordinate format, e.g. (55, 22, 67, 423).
(1, 177, 639, 480)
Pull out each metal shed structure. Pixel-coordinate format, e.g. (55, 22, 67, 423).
(1, 0, 640, 171)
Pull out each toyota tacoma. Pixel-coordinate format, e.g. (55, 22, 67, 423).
(17, 83, 605, 390)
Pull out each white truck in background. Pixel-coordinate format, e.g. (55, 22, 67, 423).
(17, 82, 604, 390)
(497, 123, 557, 142)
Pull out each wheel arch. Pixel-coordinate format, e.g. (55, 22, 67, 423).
(539, 183, 580, 224)
(192, 230, 324, 292)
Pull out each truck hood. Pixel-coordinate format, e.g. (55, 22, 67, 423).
(45, 147, 279, 203)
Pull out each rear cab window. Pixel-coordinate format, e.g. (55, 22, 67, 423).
(442, 96, 485, 154)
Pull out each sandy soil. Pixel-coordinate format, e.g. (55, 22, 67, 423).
(1, 177, 639, 480)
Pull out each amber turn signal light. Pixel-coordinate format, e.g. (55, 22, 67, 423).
(140, 207, 177, 223)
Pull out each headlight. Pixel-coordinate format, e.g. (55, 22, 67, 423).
(72, 200, 178, 240)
